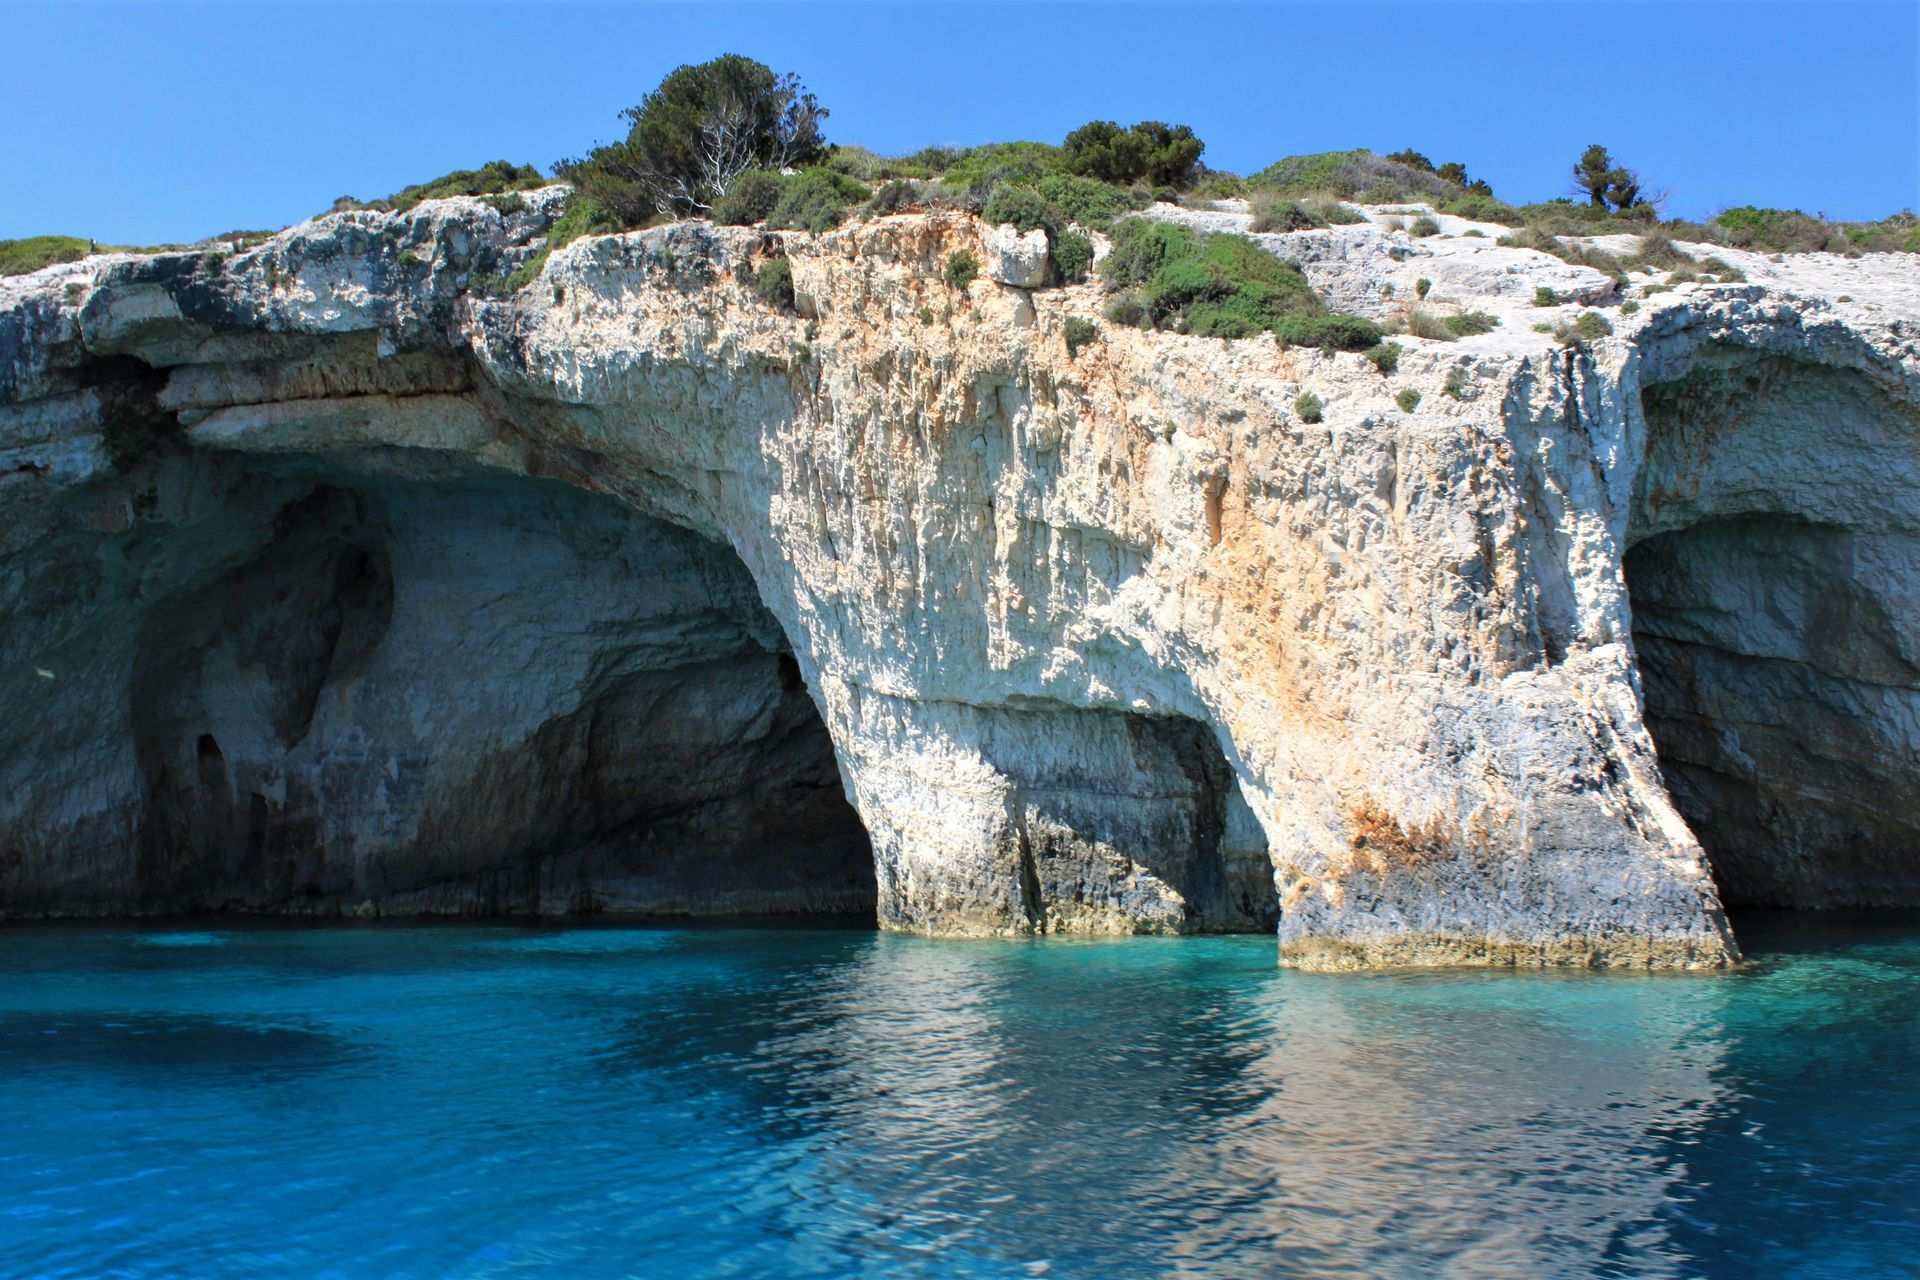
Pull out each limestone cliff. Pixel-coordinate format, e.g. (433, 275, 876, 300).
(2, 187, 1916, 967)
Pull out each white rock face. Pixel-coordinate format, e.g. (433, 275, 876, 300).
(2, 190, 1917, 967)
(984, 223, 1051, 287)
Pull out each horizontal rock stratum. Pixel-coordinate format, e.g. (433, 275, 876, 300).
(3, 189, 1917, 968)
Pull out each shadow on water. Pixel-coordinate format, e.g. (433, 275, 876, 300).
(0, 1011, 357, 1084)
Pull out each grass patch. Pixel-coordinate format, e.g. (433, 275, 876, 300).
(1295, 391, 1324, 423)
(0, 235, 91, 276)
(1395, 387, 1422, 413)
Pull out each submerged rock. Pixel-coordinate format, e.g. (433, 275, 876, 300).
(1, 189, 1916, 967)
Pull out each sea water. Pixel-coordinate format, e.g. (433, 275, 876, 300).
(0, 914, 1913, 1279)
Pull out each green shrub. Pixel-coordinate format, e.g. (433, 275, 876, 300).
(943, 249, 979, 290)
(371, 160, 546, 213)
(1305, 198, 1367, 225)
(1033, 173, 1143, 233)
(1272, 313, 1383, 352)
(1098, 217, 1373, 343)
(1364, 342, 1401, 375)
(1627, 229, 1689, 270)
(982, 185, 1061, 236)
(482, 193, 529, 216)
(1063, 315, 1101, 356)
(1098, 218, 1198, 289)
(0, 235, 91, 276)
(1534, 286, 1558, 307)
(1441, 310, 1499, 336)
(1439, 194, 1523, 225)
(932, 140, 1065, 200)
(1415, 277, 1431, 299)
(1104, 294, 1148, 327)
(1248, 149, 1476, 205)
(1062, 120, 1204, 188)
(1053, 230, 1095, 284)
(1443, 366, 1468, 399)
(1409, 215, 1442, 237)
(917, 305, 935, 325)
(1188, 170, 1248, 200)
(557, 56, 828, 223)
(395, 250, 423, 268)
(713, 170, 784, 225)
(769, 170, 868, 232)
(1249, 192, 1327, 233)
(1711, 205, 1831, 252)
(1250, 150, 1369, 196)
(1620, 300, 1640, 315)
(1573, 310, 1612, 340)
(863, 179, 925, 217)
(1295, 391, 1324, 423)
(754, 256, 795, 309)
(1395, 387, 1422, 413)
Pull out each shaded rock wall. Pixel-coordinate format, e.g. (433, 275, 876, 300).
(1, 437, 874, 918)
(1627, 347, 1920, 906)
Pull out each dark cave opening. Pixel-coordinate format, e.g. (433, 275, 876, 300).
(123, 473, 876, 920)
(1627, 349, 1920, 907)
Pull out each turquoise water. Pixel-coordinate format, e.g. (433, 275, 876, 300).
(0, 916, 1914, 1279)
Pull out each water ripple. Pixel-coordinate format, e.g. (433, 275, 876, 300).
(0, 917, 1912, 1278)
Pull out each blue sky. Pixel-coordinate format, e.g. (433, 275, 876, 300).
(5, 2, 1915, 244)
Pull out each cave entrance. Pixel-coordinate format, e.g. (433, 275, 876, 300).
(1625, 347, 1920, 907)
(128, 472, 876, 920)
(976, 703, 1280, 934)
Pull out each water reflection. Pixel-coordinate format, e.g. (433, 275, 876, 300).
(0, 918, 1912, 1279)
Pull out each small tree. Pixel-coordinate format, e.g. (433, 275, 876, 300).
(1573, 143, 1647, 214)
(559, 55, 828, 223)
(1063, 120, 1204, 188)
(1573, 144, 1616, 209)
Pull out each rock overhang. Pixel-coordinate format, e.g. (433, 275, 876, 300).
(2, 190, 1917, 968)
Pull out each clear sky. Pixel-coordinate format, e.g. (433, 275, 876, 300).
(5, 1, 1916, 244)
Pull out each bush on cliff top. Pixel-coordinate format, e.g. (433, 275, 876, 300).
(1098, 217, 1378, 346)
(331, 160, 546, 216)
(768, 169, 871, 232)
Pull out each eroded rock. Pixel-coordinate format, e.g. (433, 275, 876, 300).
(2, 190, 1917, 966)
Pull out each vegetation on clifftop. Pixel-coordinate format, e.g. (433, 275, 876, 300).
(7, 55, 1915, 283)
